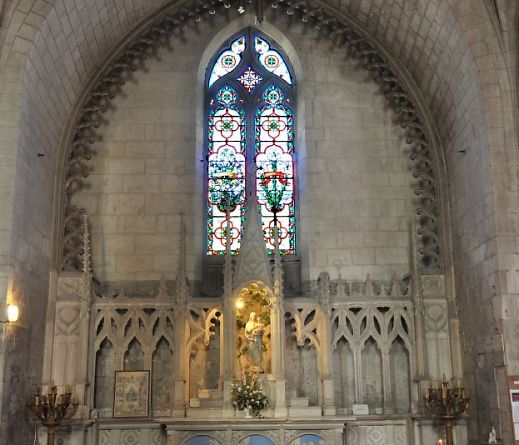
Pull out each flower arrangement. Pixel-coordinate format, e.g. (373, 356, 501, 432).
(231, 371, 268, 415)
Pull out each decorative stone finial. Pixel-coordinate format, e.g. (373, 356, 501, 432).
(488, 427, 497, 444)
(234, 202, 272, 289)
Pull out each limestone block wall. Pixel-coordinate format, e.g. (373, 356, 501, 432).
(73, 16, 414, 284)
(72, 37, 204, 282)
(293, 21, 413, 280)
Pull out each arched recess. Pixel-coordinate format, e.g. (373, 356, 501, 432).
(288, 433, 324, 445)
(237, 434, 275, 445)
(53, 0, 448, 277)
(184, 434, 223, 445)
(197, 19, 303, 292)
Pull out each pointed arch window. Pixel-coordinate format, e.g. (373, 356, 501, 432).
(206, 28, 296, 256)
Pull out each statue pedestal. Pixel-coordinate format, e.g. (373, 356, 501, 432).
(264, 377, 287, 418)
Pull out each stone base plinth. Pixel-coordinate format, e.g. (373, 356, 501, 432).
(163, 418, 345, 445)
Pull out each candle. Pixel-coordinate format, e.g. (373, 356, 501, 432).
(437, 439, 444, 445)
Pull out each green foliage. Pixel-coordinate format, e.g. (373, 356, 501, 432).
(231, 371, 268, 414)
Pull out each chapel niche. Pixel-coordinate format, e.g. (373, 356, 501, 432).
(235, 283, 272, 376)
(43, 5, 462, 444)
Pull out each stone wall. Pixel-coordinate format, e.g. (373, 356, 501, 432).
(0, 1, 515, 443)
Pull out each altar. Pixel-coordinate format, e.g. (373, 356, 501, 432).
(63, 416, 412, 444)
(37, 203, 468, 445)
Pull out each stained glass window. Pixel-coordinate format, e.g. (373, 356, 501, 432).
(206, 28, 296, 256)
(207, 86, 245, 254)
(256, 86, 295, 254)
(208, 35, 246, 87)
(237, 66, 263, 93)
(254, 36, 292, 85)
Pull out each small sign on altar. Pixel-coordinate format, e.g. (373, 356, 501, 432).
(352, 404, 369, 415)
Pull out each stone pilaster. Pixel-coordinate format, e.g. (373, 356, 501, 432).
(318, 272, 336, 415)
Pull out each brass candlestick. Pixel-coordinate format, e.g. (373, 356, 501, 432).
(424, 376, 470, 445)
(27, 385, 78, 445)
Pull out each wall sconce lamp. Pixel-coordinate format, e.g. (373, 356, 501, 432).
(235, 297, 245, 310)
(0, 304, 19, 324)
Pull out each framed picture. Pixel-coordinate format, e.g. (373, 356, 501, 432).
(113, 370, 150, 418)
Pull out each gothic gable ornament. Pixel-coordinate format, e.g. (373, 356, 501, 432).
(233, 203, 273, 289)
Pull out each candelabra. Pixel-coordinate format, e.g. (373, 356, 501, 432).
(424, 376, 470, 445)
(27, 385, 78, 445)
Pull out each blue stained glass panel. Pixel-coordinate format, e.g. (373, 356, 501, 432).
(208, 35, 246, 87)
(206, 30, 296, 256)
(255, 86, 295, 255)
(255, 36, 292, 85)
(298, 434, 324, 444)
(238, 435, 275, 445)
(185, 436, 222, 445)
(207, 86, 246, 255)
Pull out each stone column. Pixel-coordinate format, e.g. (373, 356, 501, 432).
(172, 296, 187, 416)
(77, 214, 93, 412)
(381, 348, 394, 414)
(42, 269, 58, 385)
(221, 219, 235, 413)
(76, 273, 92, 412)
(318, 272, 336, 415)
(221, 294, 236, 413)
(269, 242, 287, 417)
(47, 215, 93, 419)
(411, 222, 427, 413)
(172, 216, 188, 416)
(269, 293, 287, 417)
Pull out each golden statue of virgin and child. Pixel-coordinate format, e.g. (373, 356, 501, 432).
(236, 283, 270, 374)
(244, 312, 265, 372)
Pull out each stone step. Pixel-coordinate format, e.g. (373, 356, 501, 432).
(288, 406, 322, 417)
(197, 388, 222, 400)
(288, 397, 310, 408)
(198, 399, 223, 408)
(186, 408, 225, 419)
(286, 389, 297, 399)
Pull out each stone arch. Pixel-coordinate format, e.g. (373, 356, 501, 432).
(288, 433, 324, 445)
(236, 434, 275, 445)
(183, 434, 223, 445)
(54, 0, 447, 273)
